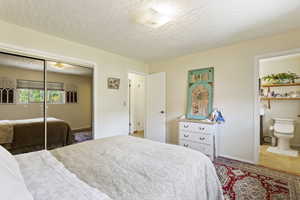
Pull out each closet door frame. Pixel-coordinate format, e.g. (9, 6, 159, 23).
(0, 44, 96, 143)
(0, 51, 48, 150)
(43, 60, 47, 149)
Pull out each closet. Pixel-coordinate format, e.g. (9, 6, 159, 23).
(0, 52, 93, 154)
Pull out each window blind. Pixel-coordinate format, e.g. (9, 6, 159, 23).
(17, 80, 64, 91)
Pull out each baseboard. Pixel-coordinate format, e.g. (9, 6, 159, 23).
(291, 144, 300, 148)
(72, 127, 92, 132)
(219, 154, 255, 164)
(133, 130, 144, 133)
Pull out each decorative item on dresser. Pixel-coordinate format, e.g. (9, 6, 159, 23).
(178, 119, 219, 161)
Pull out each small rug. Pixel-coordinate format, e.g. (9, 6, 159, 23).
(74, 131, 93, 143)
(214, 157, 300, 200)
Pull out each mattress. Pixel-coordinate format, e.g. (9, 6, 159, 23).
(0, 118, 73, 154)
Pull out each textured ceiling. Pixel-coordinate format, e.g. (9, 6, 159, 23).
(0, 0, 300, 61)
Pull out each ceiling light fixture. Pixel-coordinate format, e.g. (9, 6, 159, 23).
(134, 3, 177, 28)
(152, 3, 177, 17)
(53, 62, 65, 69)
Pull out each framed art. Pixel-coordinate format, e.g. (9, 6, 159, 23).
(107, 77, 120, 89)
(186, 67, 214, 120)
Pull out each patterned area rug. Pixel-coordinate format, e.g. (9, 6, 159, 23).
(214, 157, 300, 200)
(74, 131, 93, 143)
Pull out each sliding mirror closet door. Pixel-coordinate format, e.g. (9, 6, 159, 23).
(0, 52, 46, 154)
(46, 61, 93, 149)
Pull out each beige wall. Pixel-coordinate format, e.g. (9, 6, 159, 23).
(2, 18, 300, 162)
(149, 28, 300, 163)
(260, 56, 300, 146)
(0, 65, 92, 130)
(0, 19, 148, 139)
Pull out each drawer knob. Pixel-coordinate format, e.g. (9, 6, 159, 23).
(199, 127, 205, 130)
(184, 125, 189, 128)
(199, 137, 205, 140)
(183, 144, 189, 147)
(184, 134, 189, 137)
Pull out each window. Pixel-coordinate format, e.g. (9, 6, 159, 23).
(66, 91, 78, 103)
(17, 80, 65, 104)
(18, 89, 44, 103)
(18, 89, 65, 104)
(65, 84, 78, 104)
(0, 88, 15, 104)
(0, 77, 15, 104)
(48, 90, 65, 104)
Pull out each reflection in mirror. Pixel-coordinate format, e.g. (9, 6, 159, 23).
(46, 61, 93, 148)
(0, 52, 45, 154)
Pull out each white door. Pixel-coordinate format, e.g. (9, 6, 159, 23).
(146, 72, 166, 143)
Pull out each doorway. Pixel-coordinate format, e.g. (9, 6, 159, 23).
(128, 73, 146, 138)
(256, 51, 300, 175)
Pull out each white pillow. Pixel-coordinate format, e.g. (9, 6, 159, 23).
(0, 146, 33, 200)
(0, 145, 23, 180)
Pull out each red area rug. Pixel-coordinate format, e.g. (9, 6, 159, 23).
(214, 157, 300, 200)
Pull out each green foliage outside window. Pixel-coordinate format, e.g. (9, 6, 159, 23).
(48, 90, 64, 104)
(18, 89, 65, 104)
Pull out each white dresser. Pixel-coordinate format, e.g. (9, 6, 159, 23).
(178, 120, 219, 161)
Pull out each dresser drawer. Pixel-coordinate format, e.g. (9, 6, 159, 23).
(179, 140, 212, 155)
(179, 122, 214, 134)
(179, 131, 212, 145)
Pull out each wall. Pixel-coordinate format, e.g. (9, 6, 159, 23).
(0, 20, 148, 139)
(128, 73, 145, 132)
(0, 65, 92, 130)
(260, 56, 300, 146)
(148, 28, 300, 163)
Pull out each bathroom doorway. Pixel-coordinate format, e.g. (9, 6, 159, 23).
(128, 72, 146, 138)
(256, 52, 300, 175)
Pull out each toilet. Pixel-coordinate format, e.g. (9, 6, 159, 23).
(267, 118, 298, 157)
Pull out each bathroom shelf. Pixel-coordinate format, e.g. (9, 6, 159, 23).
(260, 83, 300, 108)
(261, 97, 300, 108)
(261, 97, 300, 100)
(261, 83, 300, 88)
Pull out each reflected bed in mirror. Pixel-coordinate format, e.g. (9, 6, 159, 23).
(0, 117, 73, 154)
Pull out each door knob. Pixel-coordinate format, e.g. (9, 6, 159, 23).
(160, 110, 165, 114)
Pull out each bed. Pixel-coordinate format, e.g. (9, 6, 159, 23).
(0, 118, 73, 154)
(11, 136, 224, 200)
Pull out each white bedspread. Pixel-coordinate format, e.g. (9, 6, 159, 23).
(15, 150, 112, 200)
(0, 118, 62, 144)
(51, 136, 224, 200)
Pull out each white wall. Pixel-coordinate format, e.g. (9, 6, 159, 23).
(148, 28, 300, 163)
(260, 56, 300, 146)
(128, 73, 145, 132)
(0, 19, 148, 139)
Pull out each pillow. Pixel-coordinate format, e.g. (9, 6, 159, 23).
(0, 146, 33, 200)
(0, 145, 23, 180)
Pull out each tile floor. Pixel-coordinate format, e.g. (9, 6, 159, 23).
(259, 144, 300, 175)
(131, 130, 144, 138)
